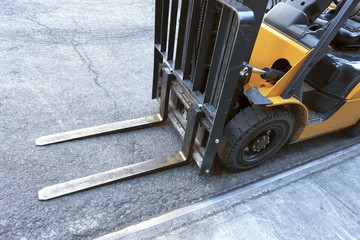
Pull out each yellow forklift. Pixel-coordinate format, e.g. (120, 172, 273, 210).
(36, 0, 360, 200)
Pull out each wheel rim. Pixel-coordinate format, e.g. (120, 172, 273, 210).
(241, 125, 285, 164)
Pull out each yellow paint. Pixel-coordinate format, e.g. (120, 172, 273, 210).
(243, 23, 360, 142)
(297, 99, 360, 141)
(248, 23, 310, 94)
(265, 95, 308, 123)
(266, 53, 312, 97)
(328, 4, 336, 10)
(145, 114, 162, 123)
(153, 153, 184, 169)
(346, 83, 360, 100)
(246, 53, 312, 98)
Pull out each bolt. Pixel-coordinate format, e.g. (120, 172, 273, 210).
(239, 67, 249, 77)
(215, 139, 220, 144)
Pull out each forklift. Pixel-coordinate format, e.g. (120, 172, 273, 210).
(36, 0, 360, 200)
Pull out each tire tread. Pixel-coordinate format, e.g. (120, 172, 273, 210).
(218, 106, 295, 172)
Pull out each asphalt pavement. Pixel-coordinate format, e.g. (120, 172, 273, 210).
(1, 1, 360, 239)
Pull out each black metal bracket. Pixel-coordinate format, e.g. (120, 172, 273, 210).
(245, 87, 273, 106)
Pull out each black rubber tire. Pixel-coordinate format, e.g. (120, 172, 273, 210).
(217, 106, 295, 172)
(344, 120, 360, 137)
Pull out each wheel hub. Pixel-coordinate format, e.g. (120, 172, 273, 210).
(250, 131, 271, 152)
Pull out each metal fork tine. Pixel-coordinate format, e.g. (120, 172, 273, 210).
(38, 153, 187, 200)
(35, 114, 163, 146)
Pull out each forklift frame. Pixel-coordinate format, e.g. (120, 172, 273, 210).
(37, 0, 360, 200)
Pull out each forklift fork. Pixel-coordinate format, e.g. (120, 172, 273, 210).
(38, 68, 203, 200)
(37, 0, 269, 200)
(38, 105, 203, 200)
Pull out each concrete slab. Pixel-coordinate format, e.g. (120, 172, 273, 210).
(156, 174, 360, 240)
(99, 145, 360, 240)
(311, 159, 360, 214)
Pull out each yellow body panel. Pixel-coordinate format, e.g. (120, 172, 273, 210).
(248, 23, 309, 95)
(346, 83, 360, 100)
(265, 96, 308, 120)
(244, 23, 360, 142)
(297, 99, 360, 141)
(246, 52, 311, 97)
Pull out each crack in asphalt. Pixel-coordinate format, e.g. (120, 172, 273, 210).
(27, 17, 65, 42)
(26, 17, 118, 107)
(70, 40, 117, 106)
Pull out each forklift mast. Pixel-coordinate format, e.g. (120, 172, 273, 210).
(152, 0, 269, 174)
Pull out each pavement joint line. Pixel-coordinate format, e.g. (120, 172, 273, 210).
(94, 143, 360, 240)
